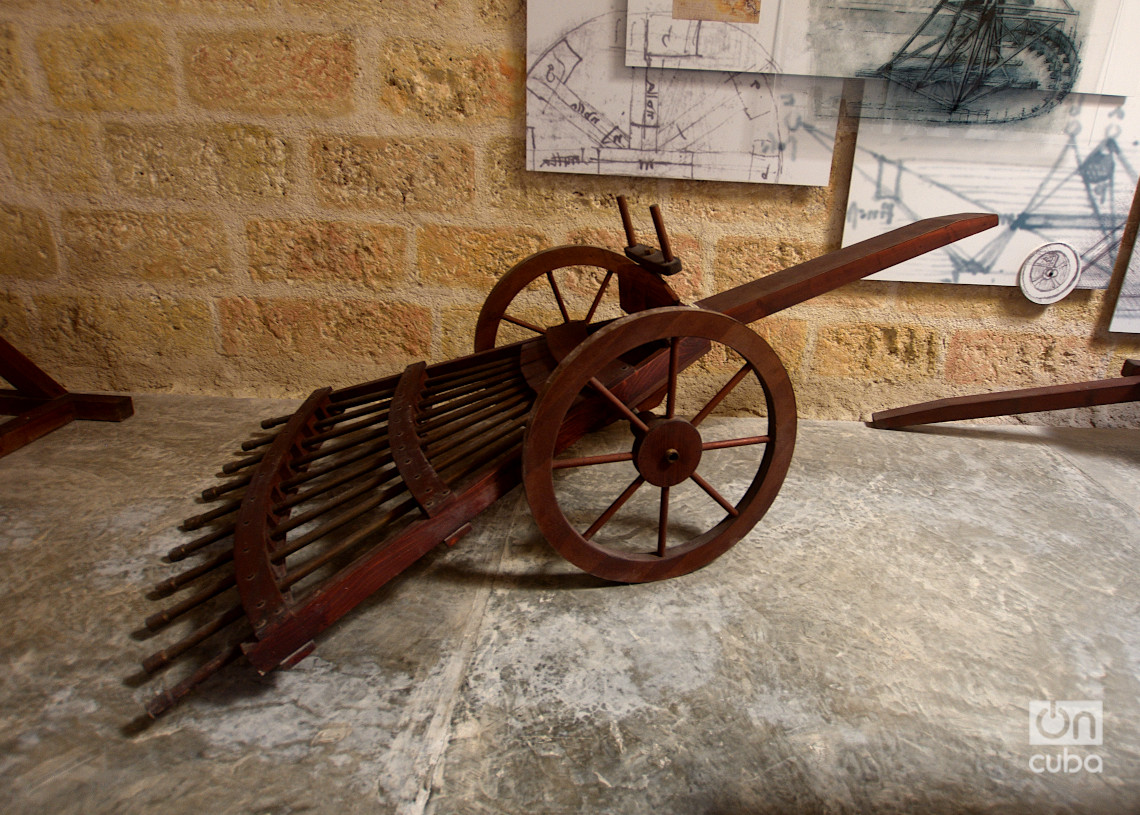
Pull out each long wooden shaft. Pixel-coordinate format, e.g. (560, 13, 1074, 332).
(697, 214, 998, 325)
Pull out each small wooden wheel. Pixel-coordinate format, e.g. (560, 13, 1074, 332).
(474, 245, 677, 352)
(523, 307, 796, 583)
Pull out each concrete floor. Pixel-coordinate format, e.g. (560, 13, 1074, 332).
(1, 395, 1138, 814)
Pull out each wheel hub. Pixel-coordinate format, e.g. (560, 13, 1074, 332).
(633, 417, 702, 487)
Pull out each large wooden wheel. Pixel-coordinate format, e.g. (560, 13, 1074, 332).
(523, 307, 796, 583)
(473, 245, 678, 352)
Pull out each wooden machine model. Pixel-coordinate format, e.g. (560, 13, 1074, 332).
(136, 199, 997, 717)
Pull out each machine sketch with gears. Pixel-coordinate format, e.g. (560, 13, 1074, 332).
(527, 0, 839, 186)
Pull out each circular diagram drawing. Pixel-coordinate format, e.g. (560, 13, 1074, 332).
(1019, 242, 1081, 304)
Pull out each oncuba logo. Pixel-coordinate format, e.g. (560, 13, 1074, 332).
(1029, 701, 1102, 774)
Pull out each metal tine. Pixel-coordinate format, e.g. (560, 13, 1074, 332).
(431, 414, 528, 476)
(201, 473, 251, 501)
(313, 396, 393, 430)
(278, 497, 421, 591)
(422, 392, 530, 451)
(168, 523, 235, 562)
(271, 464, 401, 539)
(260, 413, 292, 430)
(302, 408, 391, 449)
(435, 422, 525, 483)
(221, 450, 264, 475)
(145, 574, 235, 631)
(270, 479, 412, 563)
(417, 376, 528, 425)
(152, 547, 234, 597)
(145, 641, 245, 718)
(425, 399, 530, 461)
(293, 428, 387, 467)
(421, 353, 518, 392)
(241, 433, 279, 452)
(423, 357, 518, 397)
(421, 368, 518, 408)
(329, 382, 398, 409)
(281, 440, 390, 490)
(275, 450, 394, 512)
(180, 497, 242, 532)
(141, 604, 244, 674)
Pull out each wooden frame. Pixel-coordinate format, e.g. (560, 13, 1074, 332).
(0, 335, 133, 459)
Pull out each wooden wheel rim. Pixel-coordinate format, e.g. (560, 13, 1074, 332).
(474, 245, 668, 352)
(523, 307, 797, 583)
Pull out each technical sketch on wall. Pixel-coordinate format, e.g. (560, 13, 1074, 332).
(841, 90, 1139, 289)
(527, 0, 841, 185)
(1109, 247, 1140, 333)
(626, 0, 1136, 125)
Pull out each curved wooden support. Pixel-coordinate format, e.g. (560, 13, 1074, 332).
(390, 362, 455, 517)
(234, 387, 331, 639)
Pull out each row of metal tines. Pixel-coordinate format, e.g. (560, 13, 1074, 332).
(137, 347, 534, 716)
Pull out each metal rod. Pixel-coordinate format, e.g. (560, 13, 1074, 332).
(424, 399, 530, 459)
(278, 497, 421, 590)
(303, 409, 390, 448)
(282, 440, 390, 489)
(417, 377, 528, 427)
(293, 428, 387, 467)
(270, 481, 412, 562)
(152, 548, 234, 597)
(430, 415, 527, 476)
(145, 641, 245, 718)
(201, 473, 251, 501)
(423, 356, 517, 397)
(141, 604, 244, 674)
(271, 465, 401, 539)
(241, 433, 278, 452)
(167, 523, 235, 562)
(422, 367, 518, 406)
(180, 497, 242, 532)
(221, 451, 264, 475)
(330, 381, 398, 407)
(314, 396, 393, 430)
(145, 574, 236, 631)
(275, 451, 395, 512)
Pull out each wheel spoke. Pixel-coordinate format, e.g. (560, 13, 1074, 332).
(552, 450, 635, 469)
(691, 362, 752, 427)
(588, 377, 649, 433)
(657, 486, 670, 556)
(546, 271, 571, 323)
(666, 336, 679, 419)
(584, 270, 615, 323)
(690, 472, 739, 517)
(702, 434, 770, 451)
(584, 476, 645, 540)
(503, 314, 547, 336)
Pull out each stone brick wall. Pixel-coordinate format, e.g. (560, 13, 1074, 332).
(1, 0, 1138, 424)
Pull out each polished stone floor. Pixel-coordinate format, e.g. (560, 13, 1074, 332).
(1, 395, 1137, 814)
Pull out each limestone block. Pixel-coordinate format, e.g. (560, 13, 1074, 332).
(378, 38, 520, 122)
(0, 204, 57, 280)
(311, 134, 473, 211)
(417, 225, 546, 291)
(0, 118, 100, 193)
(714, 235, 824, 294)
(186, 31, 354, 116)
(35, 294, 216, 365)
(37, 24, 176, 112)
(945, 330, 1105, 386)
(219, 296, 431, 362)
(814, 322, 941, 382)
(62, 210, 229, 284)
(0, 24, 28, 103)
(106, 122, 291, 200)
(247, 219, 407, 288)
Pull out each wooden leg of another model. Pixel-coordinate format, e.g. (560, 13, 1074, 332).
(0, 335, 134, 458)
(869, 360, 1140, 429)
